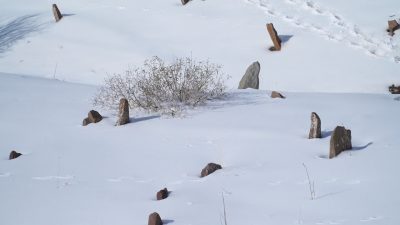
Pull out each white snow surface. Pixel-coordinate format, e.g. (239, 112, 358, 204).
(1, 0, 400, 225)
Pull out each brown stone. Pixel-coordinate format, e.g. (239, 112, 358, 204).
(9, 151, 22, 160)
(266, 23, 282, 51)
(329, 126, 352, 159)
(271, 91, 285, 99)
(389, 84, 400, 94)
(200, 163, 222, 177)
(309, 112, 321, 139)
(387, 20, 399, 36)
(156, 188, 169, 200)
(117, 98, 129, 126)
(52, 4, 63, 22)
(88, 110, 102, 123)
(148, 212, 163, 225)
(181, 0, 190, 5)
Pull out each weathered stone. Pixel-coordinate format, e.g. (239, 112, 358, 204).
(329, 126, 352, 159)
(117, 98, 129, 126)
(266, 23, 282, 51)
(181, 0, 190, 5)
(308, 112, 322, 139)
(148, 212, 163, 225)
(387, 20, 399, 36)
(82, 118, 91, 126)
(52, 4, 63, 22)
(389, 84, 400, 94)
(200, 163, 222, 177)
(156, 188, 169, 200)
(238, 61, 260, 89)
(9, 151, 22, 160)
(270, 91, 285, 99)
(88, 110, 102, 123)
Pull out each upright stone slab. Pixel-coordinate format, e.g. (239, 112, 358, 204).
(117, 98, 129, 126)
(52, 4, 63, 22)
(387, 20, 399, 36)
(329, 126, 352, 158)
(9, 151, 22, 160)
(200, 163, 222, 177)
(181, 0, 189, 5)
(308, 112, 321, 139)
(266, 23, 282, 51)
(148, 212, 163, 225)
(238, 61, 260, 89)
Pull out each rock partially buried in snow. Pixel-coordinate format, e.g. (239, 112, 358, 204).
(82, 110, 103, 126)
(201, 163, 222, 177)
(9, 151, 22, 160)
(148, 212, 163, 225)
(238, 61, 260, 89)
(389, 84, 400, 94)
(266, 23, 282, 51)
(329, 126, 352, 158)
(309, 112, 322, 139)
(181, 0, 190, 5)
(52, 4, 63, 22)
(116, 98, 129, 126)
(387, 20, 399, 36)
(156, 188, 168, 200)
(271, 91, 285, 99)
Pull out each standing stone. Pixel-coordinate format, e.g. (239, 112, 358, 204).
(156, 188, 169, 200)
(238, 61, 260, 89)
(200, 163, 222, 177)
(117, 98, 129, 126)
(148, 212, 163, 225)
(329, 126, 352, 159)
(266, 23, 282, 51)
(387, 20, 399, 36)
(181, 0, 190, 5)
(270, 91, 285, 99)
(308, 112, 322, 139)
(52, 4, 63, 22)
(9, 151, 22, 160)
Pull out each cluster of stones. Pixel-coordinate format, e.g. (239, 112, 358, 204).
(308, 112, 352, 158)
(82, 98, 130, 126)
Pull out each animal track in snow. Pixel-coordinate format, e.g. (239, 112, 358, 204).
(244, 0, 398, 62)
(32, 175, 74, 180)
(107, 176, 153, 183)
(360, 216, 383, 222)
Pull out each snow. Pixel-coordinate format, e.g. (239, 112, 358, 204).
(1, 0, 400, 224)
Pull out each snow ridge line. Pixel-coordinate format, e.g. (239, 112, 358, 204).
(244, 0, 399, 63)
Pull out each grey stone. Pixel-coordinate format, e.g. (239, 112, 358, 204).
(387, 20, 399, 36)
(117, 98, 129, 126)
(329, 126, 352, 158)
(9, 151, 22, 160)
(389, 84, 400, 94)
(82, 118, 91, 126)
(201, 163, 222, 177)
(52, 4, 63, 22)
(238, 62, 260, 89)
(88, 110, 102, 123)
(181, 0, 189, 5)
(309, 112, 322, 139)
(148, 212, 163, 225)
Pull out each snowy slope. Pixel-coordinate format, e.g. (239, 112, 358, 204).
(1, 74, 400, 225)
(0, 0, 399, 92)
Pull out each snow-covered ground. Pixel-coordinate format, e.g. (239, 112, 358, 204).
(1, 0, 400, 225)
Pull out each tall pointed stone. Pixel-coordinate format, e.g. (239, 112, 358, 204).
(116, 98, 129, 126)
(266, 23, 282, 51)
(238, 61, 260, 89)
(52, 4, 63, 22)
(308, 112, 321, 139)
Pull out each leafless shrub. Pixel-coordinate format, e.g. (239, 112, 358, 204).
(93, 56, 228, 115)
